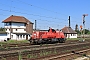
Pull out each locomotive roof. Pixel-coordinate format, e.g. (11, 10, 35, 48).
(62, 27, 77, 34)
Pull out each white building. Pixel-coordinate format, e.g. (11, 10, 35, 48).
(2, 15, 33, 40)
(0, 31, 10, 41)
(62, 26, 77, 38)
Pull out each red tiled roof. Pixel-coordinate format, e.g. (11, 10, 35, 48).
(2, 15, 33, 24)
(62, 26, 77, 33)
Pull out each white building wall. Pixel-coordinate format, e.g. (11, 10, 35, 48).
(68, 34, 77, 38)
(66, 34, 77, 38)
(11, 33, 17, 40)
(0, 34, 9, 41)
(70, 34, 77, 38)
(67, 34, 70, 38)
(6, 29, 10, 33)
(10, 34, 30, 40)
(13, 29, 26, 33)
(10, 34, 23, 40)
(5, 23, 26, 28)
(12, 23, 26, 28)
(5, 23, 26, 33)
(4, 22, 30, 40)
(7, 33, 10, 38)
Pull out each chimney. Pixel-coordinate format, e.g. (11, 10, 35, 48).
(68, 16, 70, 28)
(35, 20, 36, 30)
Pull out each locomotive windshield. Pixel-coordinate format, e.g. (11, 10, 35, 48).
(48, 29, 56, 32)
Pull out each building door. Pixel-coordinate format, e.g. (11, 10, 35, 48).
(68, 34, 70, 38)
(26, 35, 28, 40)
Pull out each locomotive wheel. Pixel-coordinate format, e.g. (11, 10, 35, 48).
(30, 40, 34, 44)
(61, 38, 65, 43)
(34, 41, 38, 44)
(58, 38, 61, 43)
(58, 38, 65, 43)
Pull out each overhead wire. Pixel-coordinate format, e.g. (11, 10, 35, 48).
(0, 9, 81, 23)
(0, 13, 67, 29)
(0, 0, 82, 25)
(0, 0, 85, 29)
(0, 8, 83, 29)
(0, 8, 69, 26)
(17, 0, 82, 22)
(0, 2, 67, 22)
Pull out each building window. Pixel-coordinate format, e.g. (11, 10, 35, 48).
(9, 29, 10, 31)
(5, 29, 7, 31)
(65, 34, 67, 37)
(20, 35, 22, 39)
(5, 23, 8, 26)
(9, 23, 11, 25)
(11, 35, 13, 38)
(16, 29, 17, 31)
(23, 35, 25, 38)
(24, 29, 26, 31)
(17, 35, 19, 39)
(73, 34, 76, 36)
(24, 24, 26, 26)
(71, 34, 72, 36)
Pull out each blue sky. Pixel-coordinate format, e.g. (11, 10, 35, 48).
(0, 0, 90, 30)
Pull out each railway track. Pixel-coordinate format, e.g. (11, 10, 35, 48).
(0, 40, 89, 52)
(0, 41, 90, 54)
(0, 39, 88, 48)
(43, 49, 90, 60)
(35, 43, 90, 60)
(0, 41, 90, 60)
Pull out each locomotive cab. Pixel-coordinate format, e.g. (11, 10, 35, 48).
(48, 28, 56, 33)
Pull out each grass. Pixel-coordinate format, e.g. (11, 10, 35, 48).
(67, 38, 90, 40)
(18, 52, 22, 60)
(67, 38, 81, 40)
(0, 40, 30, 44)
(0, 38, 90, 44)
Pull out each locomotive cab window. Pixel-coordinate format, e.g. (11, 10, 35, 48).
(48, 29, 56, 32)
(52, 29, 56, 32)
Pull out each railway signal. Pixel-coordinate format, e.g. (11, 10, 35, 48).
(80, 25, 82, 29)
(82, 14, 88, 41)
(80, 25, 83, 41)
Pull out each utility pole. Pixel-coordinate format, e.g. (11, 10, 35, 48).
(10, 15, 13, 39)
(82, 14, 88, 41)
(10, 22, 11, 39)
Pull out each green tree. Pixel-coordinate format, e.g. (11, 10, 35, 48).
(75, 30, 81, 34)
(75, 24, 81, 34)
(87, 31, 90, 34)
(75, 24, 79, 31)
(0, 27, 5, 31)
(84, 29, 89, 34)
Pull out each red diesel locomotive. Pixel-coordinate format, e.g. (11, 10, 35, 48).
(29, 28, 66, 44)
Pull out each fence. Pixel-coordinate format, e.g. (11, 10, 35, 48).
(77, 34, 90, 38)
